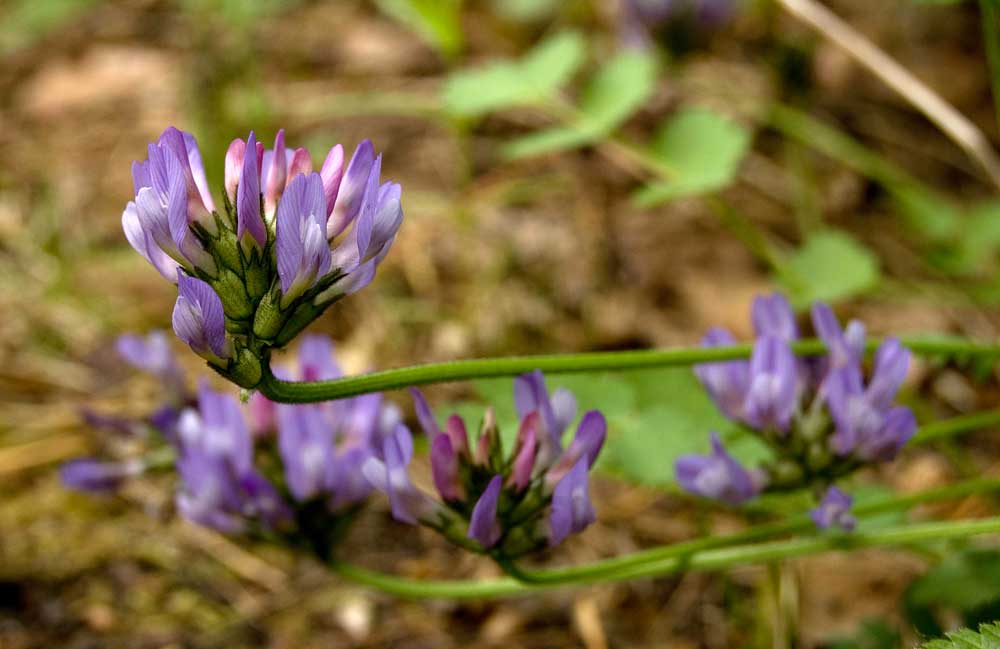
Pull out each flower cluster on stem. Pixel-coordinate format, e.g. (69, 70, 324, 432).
(363, 370, 607, 557)
(676, 293, 916, 531)
(123, 128, 402, 389)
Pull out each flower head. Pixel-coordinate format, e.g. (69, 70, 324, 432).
(369, 372, 605, 557)
(124, 128, 403, 389)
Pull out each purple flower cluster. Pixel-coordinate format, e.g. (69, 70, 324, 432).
(362, 370, 606, 556)
(676, 293, 917, 527)
(123, 128, 402, 389)
(63, 333, 402, 554)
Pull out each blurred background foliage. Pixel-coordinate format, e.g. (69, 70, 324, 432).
(2, 0, 1000, 647)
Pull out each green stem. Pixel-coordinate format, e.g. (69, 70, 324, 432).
(501, 476, 1000, 584)
(259, 336, 1000, 403)
(330, 516, 1000, 599)
(912, 408, 1000, 445)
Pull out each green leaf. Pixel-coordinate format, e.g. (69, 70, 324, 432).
(777, 229, 881, 307)
(504, 49, 658, 159)
(908, 549, 1000, 619)
(0, 0, 100, 54)
(442, 31, 585, 117)
(374, 0, 463, 58)
(633, 108, 752, 205)
(922, 622, 1000, 649)
(607, 367, 763, 485)
(892, 184, 961, 243)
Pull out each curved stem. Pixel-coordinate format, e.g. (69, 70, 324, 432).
(330, 516, 1000, 599)
(501, 476, 1000, 584)
(259, 336, 1000, 403)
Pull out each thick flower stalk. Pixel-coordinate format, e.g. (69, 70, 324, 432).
(676, 293, 916, 528)
(363, 370, 606, 558)
(123, 128, 402, 389)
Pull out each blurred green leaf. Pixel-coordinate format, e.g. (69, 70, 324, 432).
(504, 50, 658, 159)
(633, 108, 752, 205)
(777, 229, 881, 307)
(443, 31, 585, 117)
(492, 0, 561, 21)
(892, 184, 961, 243)
(922, 622, 1000, 649)
(907, 549, 1000, 619)
(375, 0, 463, 58)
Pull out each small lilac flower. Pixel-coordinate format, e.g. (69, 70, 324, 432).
(116, 331, 186, 400)
(60, 458, 142, 494)
(752, 292, 798, 341)
(156, 127, 216, 226)
(743, 336, 798, 432)
(175, 384, 290, 532)
(124, 134, 217, 279)
(319, 155, 403, 302)
(811, 302, 866, 371)
(513, 369, 577, 465)
(430, 434, 464, 501)
(327, 140, 375, 238)
(467, 475, 504, 548)
(362, 424, 438, 525)
(276, 173, 332, 304)
(824, 339, 915, 461)
(549, 459, 596, 546)
(695, 327, 750, 421)
(810, 487, 856, 531)
(675, 432, 762, 505)
(172, 275, 232, 364)
(509, 413, 539, 492)
(237, 131, 267, 248)
(545, 410, 607, 487)
(277, 403, 337, 502)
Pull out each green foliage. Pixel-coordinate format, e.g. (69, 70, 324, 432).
(776, 229, 881, 307)
(442, 31, 586, 117)
(906, 550, 1000, 637)
(633, 108, 752, 205)
(922, 622, 1000, 649)
(374, 0, 463, 58)
(504, 50, 658, 159)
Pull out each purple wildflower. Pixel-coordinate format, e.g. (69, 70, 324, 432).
(467, 475, 504, 548)
(513, 369, 577, 466)
(172, 275, 232, 364)
(675, 432, 762, 505)
(752, 292, 798, 341)
(743, 336, 798, 432)
(824, 339, 915, 461)
(810, 487, 856, 531)
(362, 423, 439, 524)
(695, 327, 750, 421)
(275, 173, 332, 305)
(60, 458, 143, 494)
(116, 331, 186, 401)
(549, 459, 597, 546)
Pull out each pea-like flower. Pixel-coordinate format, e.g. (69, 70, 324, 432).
(363, 371, 606, 558)
(122, 127, 403, 389)
(810, 486, 856, 531)
(681, 292, 916, 528)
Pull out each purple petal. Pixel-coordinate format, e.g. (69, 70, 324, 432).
(545, 410, 606, 486)
(224, 138, 246, 203)
(320, 144, 345, 219)
(509, 415, 538, 492)
(60, 458, 140, 494)
(445, 414, 470, 457)
(296, 334, 341, 382)
(328, 140, 374, 238)
(237, 131, 267, 248)
(409, 388, 441, 437)
(430, 434, 463, 501)
(467, 475, 503, 548)
(549, 459, 596, 546)
(694, 327, 750, 422)
(810, 486, 856, 531)
(743, 336, 798, 431)
(122, 201, 179, 281)
(751, 292, 798, 341)
(675, 432, 760, 505)
(181, 130, 215, 213)
(866, 338, 910, 409)
(172, 275, 230, 361)
(277, 403, 335, 501)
